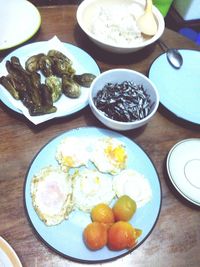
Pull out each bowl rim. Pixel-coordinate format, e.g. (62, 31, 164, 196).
(76, 0, 165, 50)
(89, 68, 160, 126)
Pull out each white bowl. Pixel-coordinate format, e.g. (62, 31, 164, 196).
(89, 69, 159, 131)
(76, 0, 165, 54)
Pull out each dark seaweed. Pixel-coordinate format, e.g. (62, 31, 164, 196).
(93, 81, 152, 122)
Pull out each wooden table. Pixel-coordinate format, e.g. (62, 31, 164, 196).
(0, 5, 200, 267)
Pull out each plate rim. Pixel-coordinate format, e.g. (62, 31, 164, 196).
(166, 138, 200, 207)
(0, 0, 41, 51)
(0, 236, 22, 267)
(148, 49, 200, 126)
(23, 126, 162, 263)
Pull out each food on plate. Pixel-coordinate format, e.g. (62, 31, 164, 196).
(91, 203, 115, 225)
(25, 53, 45, 73)
(62, 75, 81, 98)
(112, 195, 137, 221)
(83, 222, 108, 250)
(0, 49, 96, 116)
(45, 75, 62, 102)
(56, 137, 90, 170)
(31, 166, 73, 226)
(113, 169, 152, 208)
(83, 194, 142, 251)
(90, 137, 127, 175)
(93, 81, 152, 122)
(72, 169, 115, 212)
(0, 56, 57, 116)
(90, 5, 148, 46)
(73, 73, 96, 88)
(107, 221, 142, 251)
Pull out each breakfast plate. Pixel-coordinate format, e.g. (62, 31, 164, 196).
(24, 127, 161, 263)
(0, 39, 100, 124)
(167, 138, 200, 206)
(148, 49, 200, 125)
(0, 236, 22, 267)
(0, 0, 41, 50)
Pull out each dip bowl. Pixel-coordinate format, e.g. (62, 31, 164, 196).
(76, 0, 165, 54)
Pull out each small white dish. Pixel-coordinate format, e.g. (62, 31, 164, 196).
(0, 236, 22, 267)
(167, 138, 200, 206)
(89, 69, 159, 131)
(0, 0, 41, 50)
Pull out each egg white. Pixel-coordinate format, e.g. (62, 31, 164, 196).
(56, 137, 90, 170)
(31, 166, 74, 226)
(72, 168, 115, 212)
(90, 137, 127, 175)
(113, 169, 152, 208)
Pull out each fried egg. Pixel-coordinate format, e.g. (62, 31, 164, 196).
(31, 166, 73, 226)
(56, 137, 90, 171)
(72, 168, 115, 212)
(113, 169, 152, 208)
(90, 137, 127, 175)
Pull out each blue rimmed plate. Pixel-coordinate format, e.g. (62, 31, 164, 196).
(148, 49, 200, 125)
(24, 127, 161, 263)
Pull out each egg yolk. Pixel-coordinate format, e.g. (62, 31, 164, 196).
(105, 145, 127, 165)
(63, 156, 74, 167)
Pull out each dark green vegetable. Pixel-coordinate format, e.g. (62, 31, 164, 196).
(73, 73, 96, 87)
(0, 76, 19, 100)
(45, 75, 62, 102)
(38, 55, 54, 77)
(62, 75, 81, 98)
(25, 53, 45, 72)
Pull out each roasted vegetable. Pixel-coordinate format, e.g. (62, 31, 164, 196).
(62, 75, 81, 98)
(29, 105, 57, 116)
(38, 55, 54, 77)
(73, 73, 96, 87)
(25, 53, 45, 72)
(0, 49, 97, 117)
(45, 75, 62, 102)
(52, 57, 75, 77)
(47, 49, 72, 64)
(0, 76, 20, 100)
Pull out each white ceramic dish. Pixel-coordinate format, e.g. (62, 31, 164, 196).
(0, 236, 22, 267)
(148, 49, 200, 125)
(24, 127, 161, 263)
(0, 0, 41, 50)
(89, 69, 159, 131)
(0, 40, 100, 125)
(167, 138, 200, 206)
(76, 0, 165, 53)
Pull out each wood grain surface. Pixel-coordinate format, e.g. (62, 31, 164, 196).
(0, 5, 200, 267)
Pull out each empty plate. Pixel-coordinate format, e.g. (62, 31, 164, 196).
(167, 138, 200, 206)
(148, 49, 200, 125)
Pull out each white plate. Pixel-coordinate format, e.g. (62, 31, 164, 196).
(0, 236, 22, 267)
(0, 0, 41, 50)
(24, 127, 161, 263)
(0, 40, 100, 124)
(167, 138, 200, 206)
(148, 49, 200, 125)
